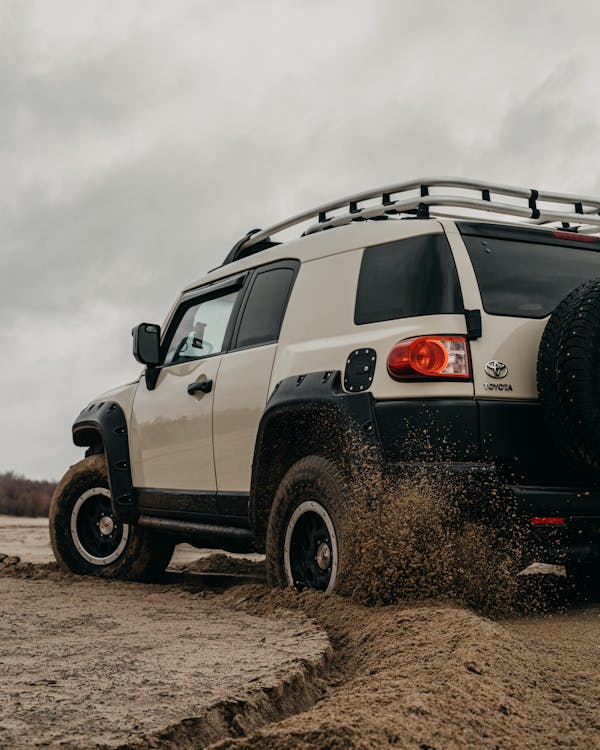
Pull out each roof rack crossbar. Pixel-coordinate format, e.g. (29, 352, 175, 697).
(227, 178, 600, 263)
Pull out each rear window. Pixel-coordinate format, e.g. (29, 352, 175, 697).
(459, 223, 600, 318)
(355, 233, 463, 325)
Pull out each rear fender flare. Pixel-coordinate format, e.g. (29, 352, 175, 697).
(249, 371, 381, 550)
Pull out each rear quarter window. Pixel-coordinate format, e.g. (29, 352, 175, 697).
(354, 233, 463, 325)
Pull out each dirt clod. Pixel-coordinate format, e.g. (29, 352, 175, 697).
(0, 554, 20, 567)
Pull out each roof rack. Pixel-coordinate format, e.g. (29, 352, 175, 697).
(224, 177, 600, 264)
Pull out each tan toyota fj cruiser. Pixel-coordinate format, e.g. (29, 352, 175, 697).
(50, 178, 600, 590)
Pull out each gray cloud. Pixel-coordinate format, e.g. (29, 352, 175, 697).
(2, 0, 600, 478)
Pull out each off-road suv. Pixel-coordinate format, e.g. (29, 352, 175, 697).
(50, 178, 600, 590)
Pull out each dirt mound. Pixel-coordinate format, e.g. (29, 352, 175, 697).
(215, 586, 600, 750)
(172, 552, 265, 580)
(0, 552, 63, 580)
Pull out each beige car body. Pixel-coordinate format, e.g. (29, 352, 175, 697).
(86, 216, 548, 495)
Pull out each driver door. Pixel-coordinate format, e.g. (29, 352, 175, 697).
(130, 277, 244, 498)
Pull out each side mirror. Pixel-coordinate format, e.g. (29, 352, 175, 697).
(132, 323, 161, 366)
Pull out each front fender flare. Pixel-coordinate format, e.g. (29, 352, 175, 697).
(72, 401, 137, 523)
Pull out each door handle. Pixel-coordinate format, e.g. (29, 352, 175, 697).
(187, 379, 213, 395)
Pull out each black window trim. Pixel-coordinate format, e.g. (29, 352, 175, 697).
(158, 259, 301, 369)
(159, 273, 248, 368)
(229, 259, 301, 353)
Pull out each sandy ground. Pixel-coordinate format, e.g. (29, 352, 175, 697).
(0, 576, 328, 750)
(1, 516, 599, 749)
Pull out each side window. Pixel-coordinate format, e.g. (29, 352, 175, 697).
(165, 290, 240, 365)
(354, 234, 463, 325)
(235, 267, 296, 349)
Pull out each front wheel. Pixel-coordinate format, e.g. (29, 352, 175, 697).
(265, 456, 351, 593)
(50, 454, 174, 580)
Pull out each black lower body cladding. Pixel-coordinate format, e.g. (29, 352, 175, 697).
(374, 398, 579, 485)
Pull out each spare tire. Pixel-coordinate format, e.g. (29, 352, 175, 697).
(537, 278, 600, 479)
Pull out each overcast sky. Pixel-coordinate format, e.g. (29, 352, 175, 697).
(2, 0, 600, 480)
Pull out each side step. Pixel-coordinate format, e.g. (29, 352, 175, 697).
(137, 515, 254, 553)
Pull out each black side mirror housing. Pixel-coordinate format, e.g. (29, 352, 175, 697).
(132, 323, 161, 366)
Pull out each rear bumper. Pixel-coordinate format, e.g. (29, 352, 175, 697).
(383, 462, 600, 565)
(513, 485, 600, 565)
(512, 484, 600, 516)
(373, 397, 600, 564)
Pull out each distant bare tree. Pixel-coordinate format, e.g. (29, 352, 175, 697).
(0, 472, 57, 517)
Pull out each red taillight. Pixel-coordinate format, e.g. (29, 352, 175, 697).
(387, 336, 471, 380)
(551, 230, 598, 243)
(531, 517, 565, 526)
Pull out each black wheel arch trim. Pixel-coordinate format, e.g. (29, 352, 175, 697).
(249, 370, 381, 549)
(72, 401, 137, 523)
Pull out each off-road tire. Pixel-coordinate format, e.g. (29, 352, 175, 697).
(537, 278, 600, 479)
(50, 454, 174, 580)
(265, 456, 352, 593)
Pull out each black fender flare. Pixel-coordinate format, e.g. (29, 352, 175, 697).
(72, 401, 137, 523)
(249, 370, 381, 549)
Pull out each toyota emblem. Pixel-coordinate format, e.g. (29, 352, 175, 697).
(485, 360, 508, 379)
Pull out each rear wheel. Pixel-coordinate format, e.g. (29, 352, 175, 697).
(266, 456, 350, 593)
(50, 455, 174, 580)
(285, 500, 339, 592)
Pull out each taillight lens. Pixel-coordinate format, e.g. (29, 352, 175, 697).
(387, 336, 471, 380)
